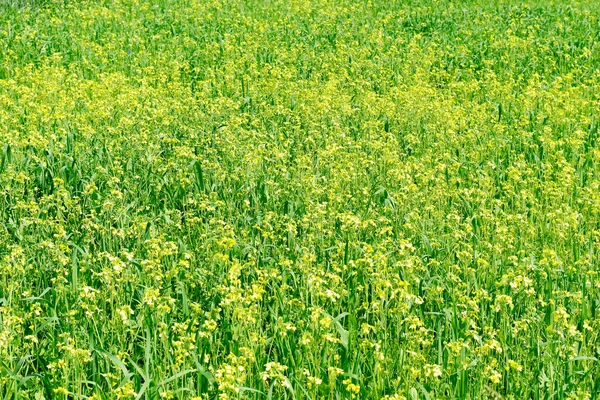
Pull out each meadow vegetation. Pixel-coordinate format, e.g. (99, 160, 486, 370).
(1, 0, 600, 398)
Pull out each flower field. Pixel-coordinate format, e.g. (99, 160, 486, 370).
(1, 0, 600, 398)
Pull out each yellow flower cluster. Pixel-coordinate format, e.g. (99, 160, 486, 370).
(1, 0, 600, 399)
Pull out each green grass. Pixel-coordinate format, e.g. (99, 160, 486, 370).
(1, 0, 600, 398)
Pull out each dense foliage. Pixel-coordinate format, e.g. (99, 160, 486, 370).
(1, 0, 600, 398)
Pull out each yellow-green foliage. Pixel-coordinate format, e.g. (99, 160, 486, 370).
(1, 0, 600, 398)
